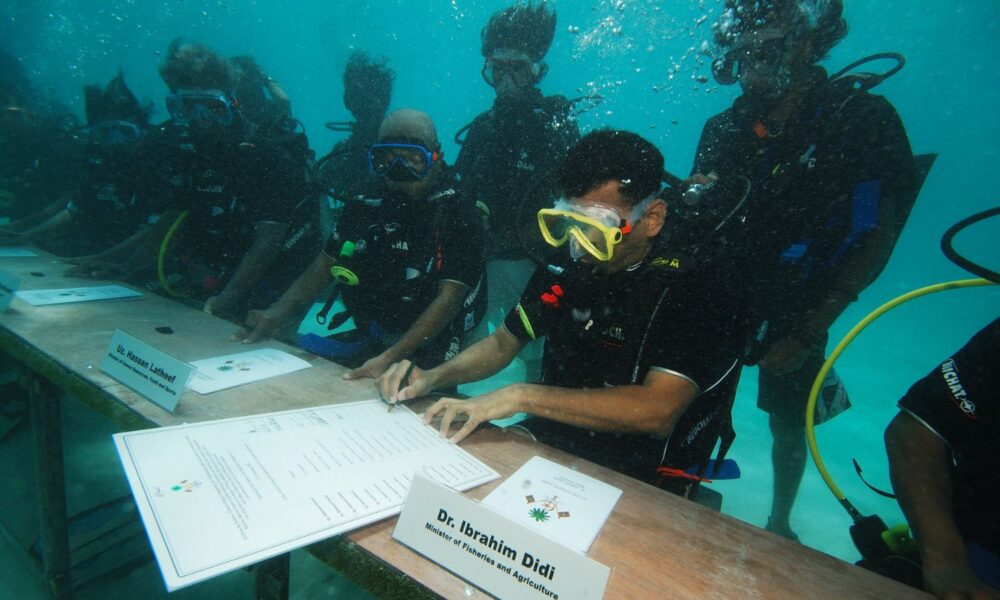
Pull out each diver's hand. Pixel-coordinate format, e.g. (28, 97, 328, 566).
(758, 336, 812, 375)
(375, 359, 431, 405)
(63, 260, 124, 280)
(204, 293, 238, 317)
(422, 388, 519, 444)
(232, 308, 284, 343)
(343, 353, 395, 381)
(923, 561, 1000, 600)
(0, 231, 26, 246)
(682, 172, 719, 187)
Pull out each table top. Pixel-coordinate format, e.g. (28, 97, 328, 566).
(0, 249, 929, 599)
(0, 251, 373, 428)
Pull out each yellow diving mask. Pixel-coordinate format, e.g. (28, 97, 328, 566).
(537, 192, 658, 262)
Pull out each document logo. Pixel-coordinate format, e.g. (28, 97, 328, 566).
(525, 495, 571, 523)
(155, 479, 203, 497)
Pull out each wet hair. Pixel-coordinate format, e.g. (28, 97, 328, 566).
(83, 72, 150, 126)
(714, 0, 847, 62)
(230, 55, 291, 126)
(481, 1, 557, 62)
(230, 55, 268, 90)
(343, 51, 394, 122)
(158, 38, 234, 92)
(558, 130, 664, 207)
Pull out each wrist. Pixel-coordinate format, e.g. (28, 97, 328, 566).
(502, 383, 528, 414)
(920, 535, 970, 569)
(425, 367, 441, 391)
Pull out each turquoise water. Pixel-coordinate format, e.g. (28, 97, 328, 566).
(2, 0, 999, 587)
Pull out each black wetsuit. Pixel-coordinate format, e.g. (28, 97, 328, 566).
(0, 121, 82, 220)
(64, 146, 143, 255)
(898, 318, 1000, 562)
(454, 90, 579, 259)
(315, 127, 381, 203)
(135, 121, 319, 304)
(321, 174, 487, 369)
(692, 67, 916, 417)
(502, 247, 744, 495)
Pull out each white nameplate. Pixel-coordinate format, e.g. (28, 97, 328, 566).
(393, 475, 611, 600)
(101, 330, 194, 412)
(0, 270, 21, 311)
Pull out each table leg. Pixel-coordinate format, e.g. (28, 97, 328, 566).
(28, 372, 73, 599)
(254, 553, 290, 600)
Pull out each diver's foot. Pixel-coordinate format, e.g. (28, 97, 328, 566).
(765, 517, 800, 542)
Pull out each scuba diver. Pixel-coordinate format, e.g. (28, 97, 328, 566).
(67, 40, 319, 320)
(0, 72, 149, 256)
(375, 130, 745, 503)
(455, 0, 580, 379)
(316, 51, 395, 209)
(234, 109, 487, 382)
(688, 0, 923, 541)
(0, 48, 81, 223)
(229, 55, 293, 134)
(884, 318, 1000, 599)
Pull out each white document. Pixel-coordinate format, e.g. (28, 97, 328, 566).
(113, 400, 499, 591)
(0, 247, 38, 257)
(15, 284, 141, 306)
(187, 348, 312, 394)
(482, 456, 621, 554)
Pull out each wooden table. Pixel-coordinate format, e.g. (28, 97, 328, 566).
(0, 250, 930, 599)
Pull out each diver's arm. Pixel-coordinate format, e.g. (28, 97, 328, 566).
(884, 413, 993, 598)
(20, 209, 74, 241)
(62, 224, 160, 278)
(2, 200, 66, 233)
(205, 221, 288, 315)
(425, 326, 524, 392)
(233, 251, 334, 343)
(423, 368, 697, 444)
(66, 221, 157, 263)
(377, 327, 525, 403)
(345, 280, 468, 379)
(795, 189, 898, 338)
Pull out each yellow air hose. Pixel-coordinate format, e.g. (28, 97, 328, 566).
(805, 278, 996, 510)
(157, 211, 189, 298)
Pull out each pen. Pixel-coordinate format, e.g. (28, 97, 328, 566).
(388, 362, 416, 413)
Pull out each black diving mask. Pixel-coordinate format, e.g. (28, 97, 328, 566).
(712, 32, 790, 86)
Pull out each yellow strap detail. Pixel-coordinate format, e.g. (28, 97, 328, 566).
(805, 278, 995, 503)
(516, 303, 536, 340)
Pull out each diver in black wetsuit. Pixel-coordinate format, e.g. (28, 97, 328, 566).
(67, 40, 318, 321)
(0, 48, 81, 224)
(315, 51, 395, 209)
(235, 109, 486, 381)
(376, 130, 745, 502)
(1, 73, 150, 256)
(690, 0, 920, 541)
(454, 1, 579, 378)
(886, 319, 1000, 598)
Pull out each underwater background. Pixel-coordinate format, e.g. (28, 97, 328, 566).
(1, 0, 998, 594)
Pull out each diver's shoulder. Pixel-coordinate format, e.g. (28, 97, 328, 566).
(538, 94, 574, 113)
(819, 78, 902, 117)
